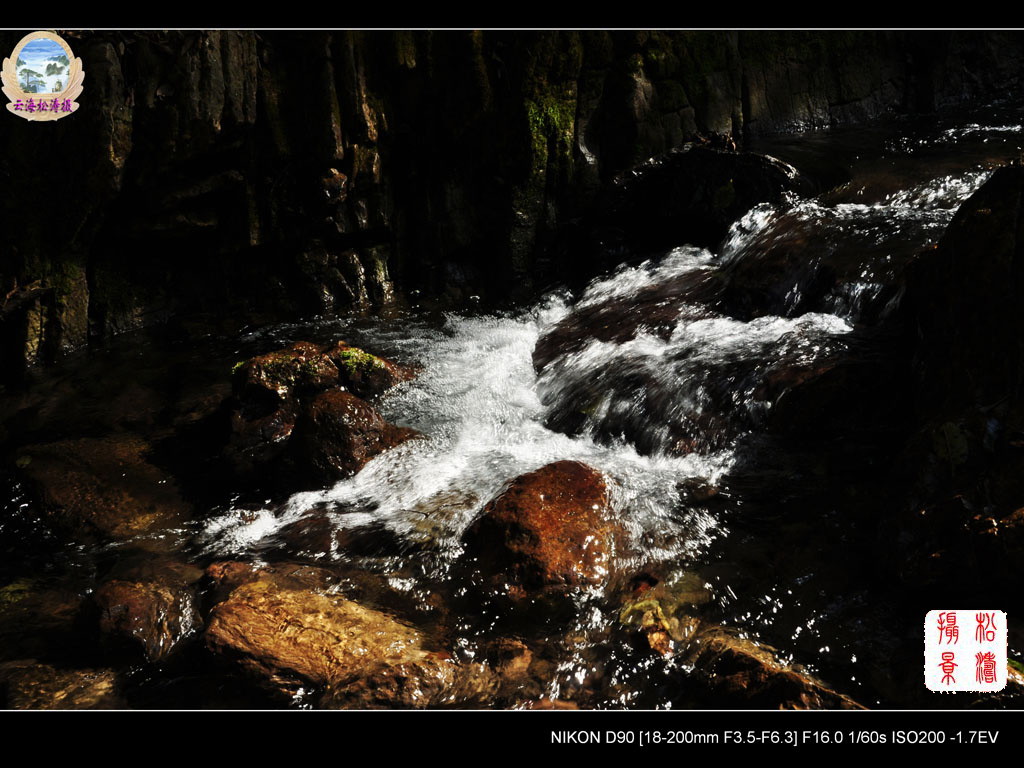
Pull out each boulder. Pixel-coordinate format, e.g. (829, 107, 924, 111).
(891, 165, 1024, 597)
(205, 577, 455, 708)
(93, 564, 202, 663)
(203, 560, 343, 608)
(904, 165, 1024, 422)
(618, 573, 862, 709)
(290, 390, 421, 483)
(532, 267, 720, 373)
(620, 596, 862, 708)
(462, 461, 618, 599)
(683, 625, 865, 710)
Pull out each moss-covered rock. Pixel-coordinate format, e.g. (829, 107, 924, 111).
(232, 341, 340, 411)
(324, 340, 416, 399)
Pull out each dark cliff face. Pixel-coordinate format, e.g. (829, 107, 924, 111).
(2, 30, 1024, 383)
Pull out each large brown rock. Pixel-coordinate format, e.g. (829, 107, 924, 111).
(93, 576, 201, 663)
(462, 461, 618, 598)
(205, 577, 455, 707)
(15, 436, 192, 540)
(290, 390, 421, 483)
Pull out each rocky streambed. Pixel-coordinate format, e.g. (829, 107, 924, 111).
(4, 111, 1024, 710)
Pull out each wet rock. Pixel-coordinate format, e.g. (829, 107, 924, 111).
(290, 390, 421, 484)
(224, 405, 298, 480)
(14, 436, 192, 540)
(904, 165, 1024, 421)
(682, 625, 865, 709)
(232, 340, 339, 414)
(406, 489, 480, 547)
(204, 561, 265, 600)
(892, 165, 1024, 595)
(0, 660, 124, 709)
(617, 573, 862, 708)
(532, 267, 720, 372)
(222, 339, 419, 489)
(205, 577, 455, 707)
(462, 461, 618, 599)
(203, 561, 343, 608)
(619, 571, 710, 655)
(763, 355, 911, 438)
(522, 697, 580, 710)
(547, 146, 809, 282)
(93, 562, 202, 663)
(323, 340, 417, 399)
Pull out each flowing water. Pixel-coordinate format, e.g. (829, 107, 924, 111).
(3, 107, 1024, 709)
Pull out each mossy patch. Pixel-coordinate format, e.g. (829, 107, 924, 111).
(336, 347, 385, 377)
(0, 579, 34, 607)
(525, 93, 576, 177)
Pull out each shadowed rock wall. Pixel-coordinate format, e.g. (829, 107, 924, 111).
(2, 30, 1023, 382)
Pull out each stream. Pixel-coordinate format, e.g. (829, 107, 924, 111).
(3, 106, 1024, 709)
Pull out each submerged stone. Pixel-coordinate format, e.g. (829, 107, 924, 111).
(618, 583, 863, 710)
(683, 624, 865, 710)
(0, 581, 84, 663)
(15, 436, 192, 540)
(0, 660, 124, 709)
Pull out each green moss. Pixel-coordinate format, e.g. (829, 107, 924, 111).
(336, 347, 385, 376)
(15, 455, 31, 469)
(525, 92, 576, 176)
(619, 598, 669, 628)
(0, 579, 34, 607)
(300, 359, 328, 378)
(231, 360, 246, 375)
(1010, 658, 1024, 675)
